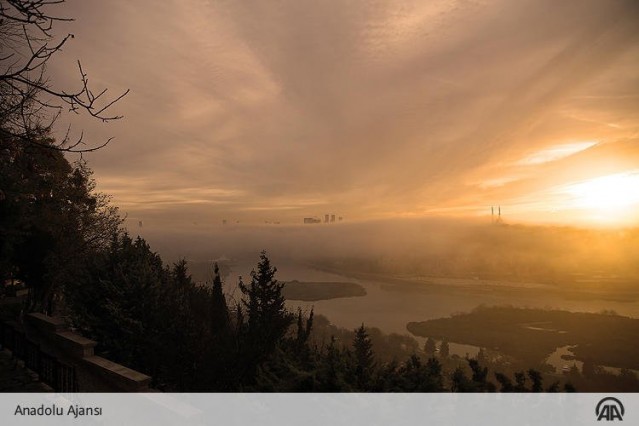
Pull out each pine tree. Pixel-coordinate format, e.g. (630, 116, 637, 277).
(320, 336, 348, 391)
(439, 339, 450, 358)
(172, 259, 192, 288)
(424, 337, 436, 356)
(239, 251, 293, 346)
(451, 367, 473, 392)
(514, 371, 527, 392)
(495, 372, 514, 392)
(211, 263, 230, 334)
(468, 358, 490, 392)
(236, 252, 294, 387)
(528, 369, 543, 392)
(353, 324, 375, 389)
(425, 357, 444, 391)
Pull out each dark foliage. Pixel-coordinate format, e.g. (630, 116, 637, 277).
(0, 134, 120, 312)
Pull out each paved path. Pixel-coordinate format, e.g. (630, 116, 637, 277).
(0, 349, 50, 392)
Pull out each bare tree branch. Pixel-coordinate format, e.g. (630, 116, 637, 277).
(0, 0, 128, 152)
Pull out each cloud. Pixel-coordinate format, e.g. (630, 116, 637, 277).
(50, 0, 639, 227)
(515, 141, 598, 166)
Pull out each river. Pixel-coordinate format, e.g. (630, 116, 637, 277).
(226, 260, 639, 345)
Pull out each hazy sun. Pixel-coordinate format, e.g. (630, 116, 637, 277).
(561, 171, 639, 223)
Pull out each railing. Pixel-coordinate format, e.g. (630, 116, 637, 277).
(1, 315, 151, 392)
(0, 322, 78, 392)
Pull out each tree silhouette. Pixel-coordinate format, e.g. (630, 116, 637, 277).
(424, 337, 436, 356)
(495, 372, 514, 392)
(468, 358, 491, 392)
(352, 324, 375, 389)
(451, 367, 473, 392)
(1, 136, 120, 311)
(514, 371, 527, 392)
(236, 251, 294, 386)
(0, 0, 128, 152)
(528, 369, 543, 392)
(210, 263, 230, 334)
(240, 251, 293, 346)
(439, 339, 450, 358)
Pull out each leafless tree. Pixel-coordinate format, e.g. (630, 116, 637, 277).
(0, 0, 128, 152)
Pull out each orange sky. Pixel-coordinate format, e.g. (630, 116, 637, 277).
(51, 0, 639, 228)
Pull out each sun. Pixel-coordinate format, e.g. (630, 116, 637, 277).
(561, 171, 639, 224)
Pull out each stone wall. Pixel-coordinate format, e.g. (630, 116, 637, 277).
(1, 313, 152, 392)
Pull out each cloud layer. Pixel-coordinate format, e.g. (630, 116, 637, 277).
(50, 0, 639, 227)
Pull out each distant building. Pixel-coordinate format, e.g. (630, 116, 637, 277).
(330, 214, 335, 223)
(324, 214, 329, 223)
(304, 217, 321, 224)
(491, 206, 503, 224)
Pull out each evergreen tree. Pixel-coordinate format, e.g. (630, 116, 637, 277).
(237, 252, 294, 386)
(353, 324, 375, 389)
(528, 369, 543, 392)
(546, 381, 560, 392)
(477, 348, 487, 364)
(393, 355, 445, 392)
(495, 372, 514, 392)
(318, 336, 350, 391)
(294, 308, 314, 354)
(468, 358, 490, 392)
(240, 251, 293, 346)
(172, 259, 193, 288)
(451, 367, 473, 392)
(210, 263, 230, 334)
(439, 339, 450, 358)
(424, 337, 436, 356)
(514, 371, 527, 392)
(66, 233, 167, 377)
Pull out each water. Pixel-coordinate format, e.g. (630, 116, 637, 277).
(546, 345, 583, 373)
(226, 260, 639, 342)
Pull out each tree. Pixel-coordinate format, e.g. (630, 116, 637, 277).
(477, 348, 487, 364)
(528, 369, 543, 392)
(468, 358, 491, 392)
(388, 355, 444, 392)
(239, 251, 293, 346)
(514, 371, 527, 392)
(352, 324, 375, 389)
(495, 372, 514, 392)
(316, 336, 350, 392)
(424, 337, 436, 356)
(0, 0, 128, 152)
(1, 1, 126, 308)
(293, 307, 314, 361)
(236, 251, 294, 386)
(210, 263, 230, 334)
(451, 367, 473, 392)
(65, 234, 167, 374)
(0, 134, 121, 311)
(439, 339, 450, 358)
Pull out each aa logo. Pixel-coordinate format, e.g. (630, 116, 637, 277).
(596, 397, 624, 421)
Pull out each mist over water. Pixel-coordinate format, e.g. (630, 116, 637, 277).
(132, 216, 638, 263)
(130, 217, 639, 337)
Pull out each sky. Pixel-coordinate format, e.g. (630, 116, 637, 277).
(49, 0, 639, 228)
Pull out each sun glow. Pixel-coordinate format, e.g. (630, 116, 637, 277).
(560, 171, 639, 224)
